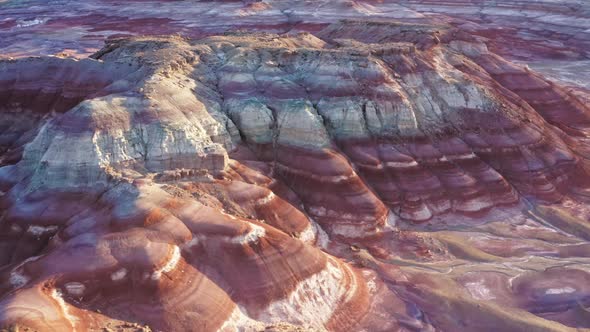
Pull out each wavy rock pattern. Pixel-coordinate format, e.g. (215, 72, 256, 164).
(1, 1, 590, 332)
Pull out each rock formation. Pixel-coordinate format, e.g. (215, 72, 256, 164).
(1, 1, 590, 331)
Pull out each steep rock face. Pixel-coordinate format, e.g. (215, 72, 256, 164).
(1, 40, 233, 191)
(207, 28, 588, 224)
(1, 10, 590, 332)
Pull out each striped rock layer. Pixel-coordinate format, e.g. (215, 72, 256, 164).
(1, 18, 590, 332)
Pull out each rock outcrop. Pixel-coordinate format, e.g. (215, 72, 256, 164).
(1, 2, 590, 332)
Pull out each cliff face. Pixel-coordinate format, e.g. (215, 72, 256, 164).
(1, 2, 590, 332)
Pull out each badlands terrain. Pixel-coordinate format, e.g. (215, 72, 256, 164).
(1, 1, 590, 331)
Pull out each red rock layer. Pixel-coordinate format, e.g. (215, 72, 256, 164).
(0, 182, 369, 331)
(341, 138, 519, 221)
(249, 144, 391, 237)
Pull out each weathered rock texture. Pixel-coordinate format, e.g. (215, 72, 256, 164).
(1, 1, 590, 332)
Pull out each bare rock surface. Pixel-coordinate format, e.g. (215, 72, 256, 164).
(1, 1, 590, 332)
